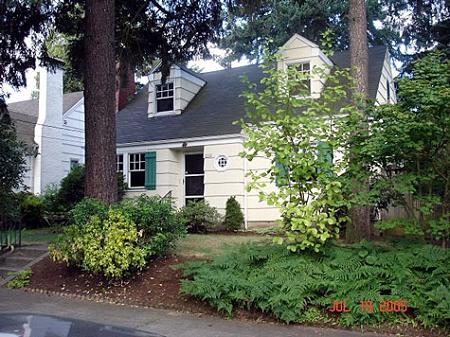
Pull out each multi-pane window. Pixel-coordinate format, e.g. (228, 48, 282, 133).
(116, 154, 124, 172)
(129, 153, 145, 188)
(70, 159, 79, 170)
(156, 82, 174, 112)
(386, 80, 391, 102)
(288, 62, 311, 94)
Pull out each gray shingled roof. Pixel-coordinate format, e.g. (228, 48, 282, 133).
(7, 91, 83, 146)
(117, 46, 387, 145)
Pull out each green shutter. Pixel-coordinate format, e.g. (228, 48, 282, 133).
(317, 142, 333, 164)
(145, 152, 156, 190)
(275, 160, 289, 187)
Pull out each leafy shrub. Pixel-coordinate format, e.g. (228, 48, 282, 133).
(18, 193, 46, 228)
(118, 195, 185, 255)
(223, 196, 244, 231)
(6, 269, 32, 289)
(57, 165, 85, 210)
(50, 209, 146, 279)
(57, 166, 127, 211)
(69, 198, 109, 227)
(179, 200, 222, 233)
(180, 241, 450, 329)
(40, 184, 65, 213)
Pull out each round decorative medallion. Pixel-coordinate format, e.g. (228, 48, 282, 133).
(214, 155, 229, 171)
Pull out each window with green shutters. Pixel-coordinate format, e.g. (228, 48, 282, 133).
(144, 152, 156, 190)
(317, 142, 333, 175)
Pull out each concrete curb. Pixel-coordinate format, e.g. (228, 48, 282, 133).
(0, 251, 48, 287)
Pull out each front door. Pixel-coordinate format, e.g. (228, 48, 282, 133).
(185, 153, 204, 204)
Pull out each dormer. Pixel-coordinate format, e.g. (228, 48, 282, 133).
(147, 64, 206, 117)
(277, 34, 333, 99)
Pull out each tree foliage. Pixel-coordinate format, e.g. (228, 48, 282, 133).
(239, 54, 358, 252)
(0, 107, 27, 219)
(55, 0, 222, 80)
(0, 0, 55, 95)
(221, 0, 449, 69)
(360, 52, 450, 246)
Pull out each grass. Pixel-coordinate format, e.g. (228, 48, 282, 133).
(175, 233, 269, 259)
(20, 227, 60, 244)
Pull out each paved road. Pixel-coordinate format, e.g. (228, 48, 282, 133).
(0, 288, 391, 337)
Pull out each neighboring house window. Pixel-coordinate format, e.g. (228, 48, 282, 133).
(129, 153, 145, 188)
(386, 80, 391, 102)
(116, 154, 124, 172)
(156, 82, 174, 112)
(288, 62, 311, 94)
(70, 159, 79, 170)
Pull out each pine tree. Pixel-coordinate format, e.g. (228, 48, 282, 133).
(223, 196, 244, 231)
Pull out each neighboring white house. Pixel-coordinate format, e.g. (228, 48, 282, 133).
(8, 34, 396, 227)
(8, 67, 85, 195)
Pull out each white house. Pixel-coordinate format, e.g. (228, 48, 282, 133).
(8, 67, 85, 195)
(8, 34, 396, 227)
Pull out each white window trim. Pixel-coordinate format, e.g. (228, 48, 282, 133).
(286, 61, 312, 97)
(116, 154, 124, 173)
(128, 152, 146, 189)
(155, 82, 175, 114)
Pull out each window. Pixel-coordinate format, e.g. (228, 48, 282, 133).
(214, 155, 229, 171)
(116, 154, 124, 172)
(156, 82, 174, 112)
(129, 153, 145, 188)
(288, 62, 311, 95)
(70, 159, 79, 170)
(386, 80, 391, 102)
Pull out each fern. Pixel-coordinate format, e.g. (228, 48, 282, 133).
(179, 241, 450, 330)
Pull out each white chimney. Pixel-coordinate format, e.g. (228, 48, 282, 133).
(33, 66, 65, 194)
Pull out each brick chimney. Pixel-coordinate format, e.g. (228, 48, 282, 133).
(116, 64, 135, 111)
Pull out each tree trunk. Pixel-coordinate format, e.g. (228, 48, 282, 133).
(346, 0, 371, 242)
(84, 0, 117, 204)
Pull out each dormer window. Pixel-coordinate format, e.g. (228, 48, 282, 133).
(156, 82, 174, 112)
(288, 62, 311, 95)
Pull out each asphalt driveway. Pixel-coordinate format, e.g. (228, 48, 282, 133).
(0, 288, 391, 337)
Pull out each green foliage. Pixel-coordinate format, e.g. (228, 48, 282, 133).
(50, 209, 146, 279)
(239, 53, 354, 251)
(57, 165, 85, 210)
(118, 195, 185, 255)
(6, 269, 32, 289)
(223, 196, 244, 231)
(40, 184, 65, 213)
(179, 200, 222, 233)
(0, 111, 27, 220)
(50, 195, 185, 277)
(18, 193, 46, 228)
(180, 242, 450, 329)
(69, 198, 109, 227)
(220, 0, 413, 66)
(361, 52, 450, 246)
(57, 166, 127, 211)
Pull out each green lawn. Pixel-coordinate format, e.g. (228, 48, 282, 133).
(175, 233, 269, 259)
(20, 227, 60, 245)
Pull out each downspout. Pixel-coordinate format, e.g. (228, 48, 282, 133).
(243, 156, 248, 230)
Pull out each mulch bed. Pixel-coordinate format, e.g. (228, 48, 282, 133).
(26, 255, 271, 322)
(24, 255, 447, 337)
